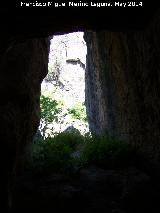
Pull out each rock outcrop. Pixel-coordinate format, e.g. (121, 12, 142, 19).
(0, 38, 50, 211)
(84, 11, 160, 163)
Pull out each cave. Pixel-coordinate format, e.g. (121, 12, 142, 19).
(39, 32, 89, 137)
(0, 3, 160, 212)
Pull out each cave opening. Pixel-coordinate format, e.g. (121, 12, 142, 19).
(20, 30, 145, 213)
(0, 5, 159, 212)
(39, 31, 89, 139)
(10, 26, 160, 213)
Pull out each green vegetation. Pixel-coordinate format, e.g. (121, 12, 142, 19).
(40, 94, 88, 138)
(33, 94, 135, 175)
(27, 132, 84, 174)
(26, 132, 136, 175)
(81, 134, 135, 168)
(40, 95, 62, 123)
(68, 102, 87, 122)
(40, 95, 63, 137)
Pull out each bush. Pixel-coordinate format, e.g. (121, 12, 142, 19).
(68, 102, 87, 122)
(50, 131, 84, 150)
(26, 132, 136, 175)
(40, 95, 62, 123)
(40, 95, 63, 137)
(26, 132, 84, 174)
(81, 134, 135, 169)
(42, 137, 73, 171)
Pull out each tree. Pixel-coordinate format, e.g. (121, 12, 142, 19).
(40, 95, 62, 138)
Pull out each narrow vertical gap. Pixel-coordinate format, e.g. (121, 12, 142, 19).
(39, 32, 89, 138)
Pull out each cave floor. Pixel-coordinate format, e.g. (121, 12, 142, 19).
(12, 165, 160, 213)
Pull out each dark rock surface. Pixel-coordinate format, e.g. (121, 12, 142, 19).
(0, 4, 158, 37)
(84, 11, 160, 163)
(0, 38, 50, 211)
(12, 166, 160, 213)
(0, 4, 159, 212)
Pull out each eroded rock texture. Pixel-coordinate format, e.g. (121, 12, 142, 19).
(84, 12, 160, 162)
(0, 4, 159, 212)
(0, 38, 50, 211)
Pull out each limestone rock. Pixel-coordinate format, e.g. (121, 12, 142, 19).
(0, 37, 50, 211)
(84, 13, 160, 162)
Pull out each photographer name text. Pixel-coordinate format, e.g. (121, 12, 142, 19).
(20, 1, 143, 8)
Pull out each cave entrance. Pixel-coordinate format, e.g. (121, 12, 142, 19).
(39, 32, 89, 138)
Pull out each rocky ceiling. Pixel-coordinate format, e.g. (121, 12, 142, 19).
(0, 3, 159, 38)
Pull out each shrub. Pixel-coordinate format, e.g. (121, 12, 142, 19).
(26, 132, 85, 174)
(68, 102, 87, 122)
(40, 95, 62, 123)
(26, 132, 136, 175)
(50, 131, 84, 150)
(40, 95, 63, 137)
(42, 137, 73, 171)
(81, 134, 135, 169)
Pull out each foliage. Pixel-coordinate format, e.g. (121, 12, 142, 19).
(40, 95, 63, 137)
(81, 133, 136, 168)
(26, 132, 136, 175)
(51, 131, 84, 150)
(68, 102, 87, 122)
(40, 95, 62, 123)
(26, 132, 84, 174)
(40, 93, 88, 138)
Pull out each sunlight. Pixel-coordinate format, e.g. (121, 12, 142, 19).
(40, 32, 89, 138)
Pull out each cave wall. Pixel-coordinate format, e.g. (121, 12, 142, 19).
(84, 12, 160, 162)
(0, 37, 50, 211)
(0, 5, 159, 211)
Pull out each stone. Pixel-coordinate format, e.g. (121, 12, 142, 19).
(0, 5, 159, 212)
(63, 125, 81, 135)
(84, 11, 160, 163)
(0, 37, 50, 211)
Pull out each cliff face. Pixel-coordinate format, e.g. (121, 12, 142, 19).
(84, 12, 160, 162)
(0, 38, 50, 211)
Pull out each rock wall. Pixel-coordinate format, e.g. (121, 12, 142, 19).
(47, 33, 87, 108)
(84, 12, 160, 162)
(0, 5, 159, 211)
(0, 37, 50, 211)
